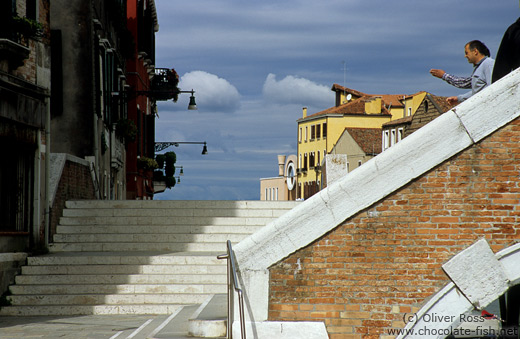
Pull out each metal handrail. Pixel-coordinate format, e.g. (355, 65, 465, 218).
(218, 240, 246, 339)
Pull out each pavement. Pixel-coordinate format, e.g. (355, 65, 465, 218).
(0, 304, 213, 339)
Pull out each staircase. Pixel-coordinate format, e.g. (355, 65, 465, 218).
(0, 200, 298, 317)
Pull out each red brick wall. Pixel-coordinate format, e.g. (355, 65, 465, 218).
(269, 117, 520, 338)
(49, 160, 96, 243)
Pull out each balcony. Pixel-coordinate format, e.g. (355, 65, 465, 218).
(0, 39, 30, 71)
(151, 68, 180, 101)
(0, 16, 43, 72)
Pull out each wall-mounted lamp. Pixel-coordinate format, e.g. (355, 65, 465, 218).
(111, 89, 197, 111)
(155, 141, 208, 155)
(187, 90, 197, 110)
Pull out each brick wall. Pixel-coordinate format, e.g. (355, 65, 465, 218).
(269, 116, 520, 338)
(49, 160, 96, 242)
(405, 97, 443, 137)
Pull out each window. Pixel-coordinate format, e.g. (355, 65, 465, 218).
(303, 153, 308, 171)
(309, 152, 315, 168)
(26, 0, 38, 20)
(398, 128, 404, 142)
(299, 127, 302, 143)
(408, 107, 412, 116)
(391, 129, 396, 146)
(383, 130, 390, 150)
(323, 123, 327, 138)
(310, 125, 315, 140)
(316, 124, 321, 139)
(305, 126, 308, 142)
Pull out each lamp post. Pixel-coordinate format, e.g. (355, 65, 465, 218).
(155, 141, 208, 154)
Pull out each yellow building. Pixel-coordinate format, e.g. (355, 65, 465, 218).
(296, 85, 426, 199)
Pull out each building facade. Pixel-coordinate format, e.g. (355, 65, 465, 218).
(297, 86, 441, 200)
(0, 0, 51, 296)
(0, 0, 51, 251)
(50, 0, 134, 201)
(382, 93, 453, 151)
(124, 0, 159, 200)
(260, 155, 297, 201)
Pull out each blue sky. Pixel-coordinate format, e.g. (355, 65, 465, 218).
(153, 0, 519, 201)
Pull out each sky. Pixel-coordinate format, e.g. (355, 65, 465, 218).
(152, 0, 519, 201)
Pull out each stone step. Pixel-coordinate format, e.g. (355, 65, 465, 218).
(27, 252, 223, 266)
(62, 207, 291, 218)
(0, 304, 186, 316)
(55, 225, 262, 234)
(0, 200, 299, 317)
(6, 293, 213, 306)
(15, 273, 226, 285)
(9, 283, 226, 295)
(188, 294, 227, 338)
(48, 241, 233, 252)
(58, 216, 277, 226)
(21, 263, 226, 275)
(64, 200, 299, 210)
(52, 233, 249, 244)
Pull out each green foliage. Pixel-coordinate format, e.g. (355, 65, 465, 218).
(164, 152, 176, 177)
(155, 151, 177, 189)
(165, 176, 177, 189)
(12, 16, 44, 40)
(155, 154, 166, 169)
(116, 119, 137, 143)
(137, 157, 158, 171)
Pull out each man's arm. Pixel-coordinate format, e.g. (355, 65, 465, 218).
(430, 69, 471, 89)
(441, 73, 472, 89)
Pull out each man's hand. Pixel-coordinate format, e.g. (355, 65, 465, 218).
(447, 96, 458, 105)
(430, 69, 446, 79)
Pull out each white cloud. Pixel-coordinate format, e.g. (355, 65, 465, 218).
(262, 73, 333, 108)
(177, 71, 241, 113)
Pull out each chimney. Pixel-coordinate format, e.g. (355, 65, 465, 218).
(302, 107, 307, 118)
(277, 155, 286, 176)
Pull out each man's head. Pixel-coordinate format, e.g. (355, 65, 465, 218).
(464, 40, 490, 65)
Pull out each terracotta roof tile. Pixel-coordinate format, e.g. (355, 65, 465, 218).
(301, 95, 392, 120)
(345, 127, 382, 154)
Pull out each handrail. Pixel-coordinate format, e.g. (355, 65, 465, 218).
(218, 240, 246, 339)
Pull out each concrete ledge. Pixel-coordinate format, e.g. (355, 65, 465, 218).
(442, 239, 509, 309)
(232, 320, 328, 339)
(188, 294, 227, 338)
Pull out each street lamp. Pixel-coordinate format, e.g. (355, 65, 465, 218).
(111, 89, 197, 111)
(155, 141, 208, 154)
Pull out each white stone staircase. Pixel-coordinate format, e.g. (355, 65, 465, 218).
(0, 200, 298, 317)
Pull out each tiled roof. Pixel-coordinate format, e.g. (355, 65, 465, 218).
(300, 95, 391, 120)
(428, 94, 456, 113)
(332, 84, 406, 108)
(345, 127, 382, 154)
(382, 115, 413, 128)
(331, 84, 367, 98)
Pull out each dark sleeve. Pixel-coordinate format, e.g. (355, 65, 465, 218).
(493, 19, 520, 83)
